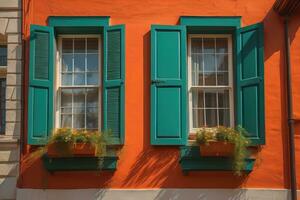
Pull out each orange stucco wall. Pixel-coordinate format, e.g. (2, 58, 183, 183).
(20, 0, 300, 189)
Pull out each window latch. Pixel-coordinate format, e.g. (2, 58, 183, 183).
(151, 80, 165, 84)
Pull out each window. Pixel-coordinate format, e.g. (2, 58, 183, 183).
(0, 78, 5, 134)
(150, 19, 265, 145)
(188, 35, 234, 132)
(0, 45, 7, 66)
(57, 36, 101, 130)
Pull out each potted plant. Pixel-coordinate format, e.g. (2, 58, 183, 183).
(196, 126, 251, 175)
(46, 128, 108, 157)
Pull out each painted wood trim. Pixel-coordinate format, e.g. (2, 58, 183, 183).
(48, 16, 110, 27)
(180, 16, 241, 28)
(42, 154, 118, 171)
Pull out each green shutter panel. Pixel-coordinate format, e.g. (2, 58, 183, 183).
(150, 25, 187, 145)
(236, 23, 265, 145)
(28, 25, 54, 145)
(103, 25, 125, 145)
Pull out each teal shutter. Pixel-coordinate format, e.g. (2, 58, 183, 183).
(28, 25, 54, 145)
(150, 25, 187, 145)
(103, 25, 125, 145)
(236, 23, 265, 145)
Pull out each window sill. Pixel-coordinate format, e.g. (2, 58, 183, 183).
(42, 154, 118, 172)
(179, 146, 255, 174)
(0, 135, 19, 144)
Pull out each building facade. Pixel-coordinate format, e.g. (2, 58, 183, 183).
(10, 0, 300, 199)
(0, 0, 22, 199)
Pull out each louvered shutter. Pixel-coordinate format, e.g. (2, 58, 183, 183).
(103, 25, 125, 144)
(28, 25, 54, 145)
(236, 23, 265, 145)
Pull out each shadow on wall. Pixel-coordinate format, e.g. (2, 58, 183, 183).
(121, 31, 250, 188)
(122, 7, 300, 189)
(263, 7, 300, 189)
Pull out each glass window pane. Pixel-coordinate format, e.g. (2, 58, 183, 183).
(74, 54, 85, 72)
(216, 38, 228, 53)
(86, 112, 98, 129)
(87, 54, 98, 72)
(204, 72, 216, 86)
(218, 90, 229, 108)
(203, 38, 215, 54)
(219, 109, 230, 126)
(0, 45, 7, 66)
(61, 114, 72, 127)
(86, 88, 98, 107)
(62, 39, 73, 53)
(203, 54, 215, 72)
(61, 107, 72, 114)
(62, 54, 73, 72)
(61, 89, 72, 108)
(74, 73, 85, 85)
(206, 109, 217, 127)
(73, 114, 85, 128)
(87, 38, 98, 53)
(191, 38, 202, 53)
(73, 89, 85, 107)
(205, 92, 217, 108)
(87, 73, 98, 85)
(217, 72, 229, 86)
(73, 107, 85, 114)
(192, 91, 204, 108)
(193, 109, 204, 128)
(62, 73, 72, 85)
(74, 38, 85, 53)
(216, 54, 228, 71)
(192, 54, 203, 86)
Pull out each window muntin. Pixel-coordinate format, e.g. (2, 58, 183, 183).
(0, 45, 7, 66)
(0, 78, 5, 134)
(188, 35, 234, 132)
(58, 36, 101, 130)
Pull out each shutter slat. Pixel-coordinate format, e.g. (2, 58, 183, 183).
(34, 32, 49, 80)
(107, 30, 121, 80)
(103, 25, 125, 145)
(236, 23, 265, 145)
(28, 25, 54, 145)
(150, 25, 187, 145)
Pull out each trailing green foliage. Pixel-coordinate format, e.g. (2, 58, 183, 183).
(47, 128, 111, 157)
(196, 126, 251, 175)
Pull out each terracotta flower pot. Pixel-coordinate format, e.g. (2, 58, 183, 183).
(199, 141, 234, 157)
(47, 142, 96, 157)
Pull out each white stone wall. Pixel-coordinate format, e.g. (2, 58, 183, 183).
(0, 0, 21, 199)
(16, 188, 300, 200)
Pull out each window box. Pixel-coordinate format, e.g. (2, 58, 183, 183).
(199, 141, 234, 157)
(179, 146, 255, 174)
(47, 142, 96, 157)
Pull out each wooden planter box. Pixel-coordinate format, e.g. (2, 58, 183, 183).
(199, 141, 234, 157)
(47, 142, 96, 157)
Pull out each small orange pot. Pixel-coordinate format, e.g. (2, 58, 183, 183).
(199, 141, 234, 157)
(47, 142, 96, 157)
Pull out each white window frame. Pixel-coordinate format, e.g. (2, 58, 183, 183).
(188, 34, 234, 134)
(55, 35, 102, 130)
